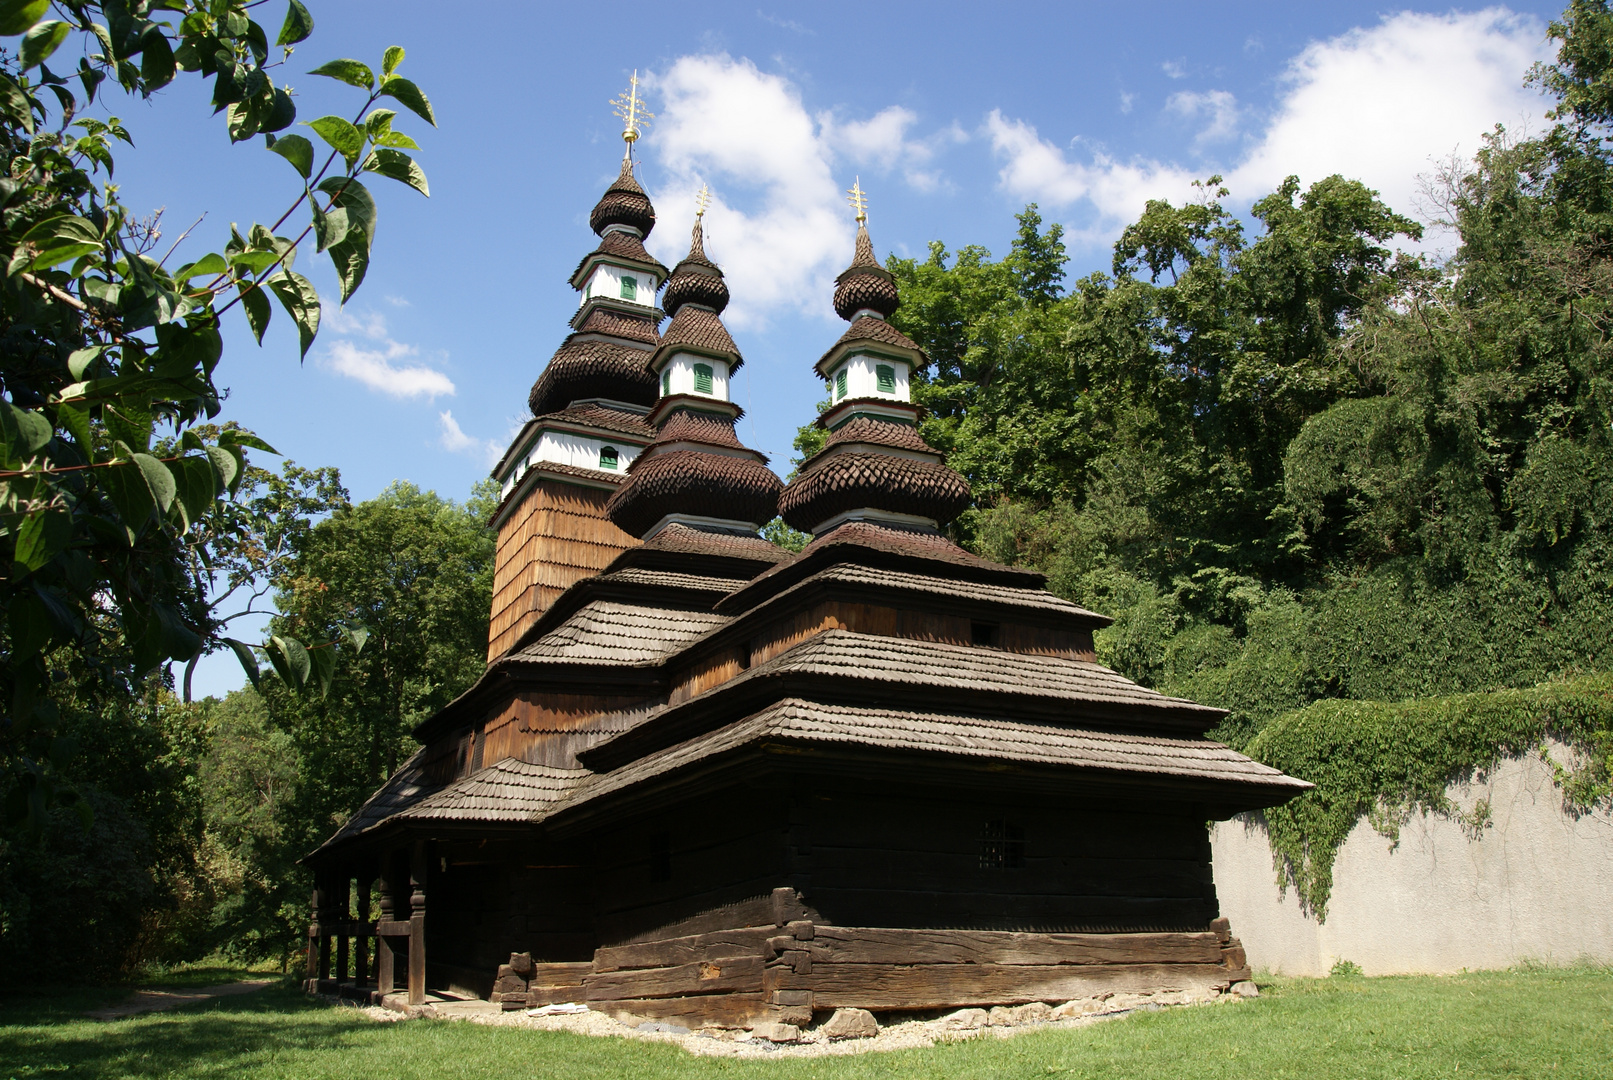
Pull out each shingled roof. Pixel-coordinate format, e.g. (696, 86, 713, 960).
(582, 629, 1230, 770)
(552, 697, 1309, 825)
(311, 749, 441, 855)
(751, 562, 1108, 625)
(399, 758, 587, 823)
(815, 315, 922, 374)
(511, 599, 728, 667)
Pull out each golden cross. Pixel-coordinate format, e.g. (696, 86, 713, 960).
(610, 70, 654, 145)
(694, 184, 711, 219)
(846, 177, 868, 223)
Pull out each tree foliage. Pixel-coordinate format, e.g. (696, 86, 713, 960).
(0, 2, 436, 832)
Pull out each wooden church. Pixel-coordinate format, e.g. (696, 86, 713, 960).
(302, 85, 1310, 1029)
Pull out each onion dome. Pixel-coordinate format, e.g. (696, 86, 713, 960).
(833, 222, 901, 320)
(528, 338, 658, 416)
(779, 181, 972, 535)
(606, 446, 782, 538)
(662, 217, 730, 317)
(589, 157, 656, 238)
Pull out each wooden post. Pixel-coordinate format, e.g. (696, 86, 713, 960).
(408, 841, 428, 1006)
(317, 872, 334, 984)
(335, 870, 351, 987)
(305, 881, 322, 989)
(355, 872, 373, 988)
(376, 855, 396, 1000)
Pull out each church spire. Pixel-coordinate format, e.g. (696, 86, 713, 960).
(606, 187, 782, 539)
(776, 183, 970, 537)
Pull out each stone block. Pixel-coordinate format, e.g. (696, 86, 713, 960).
(1011, 1002, 1052, 1024)
(509, 952, 535, 978)
(492, 975, 527, 997)
(754, 1022, 800, 1043)
(821, 1007, 879, 1039)
(941, 1008, 989, 1030)
(1232, 980, 1259, 998)
(1050, 998, 1103, 1019)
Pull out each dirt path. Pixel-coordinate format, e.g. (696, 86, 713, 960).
(87, 980, 278, 1021)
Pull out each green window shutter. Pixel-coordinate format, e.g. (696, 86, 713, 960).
(661, 368, 671, 395)
(693, 364, 714, 394)
(835, 368, 848, 399)
(599, 446, 619, 470)
(620, 276, 637, 300)
(876, 364, 895, 393)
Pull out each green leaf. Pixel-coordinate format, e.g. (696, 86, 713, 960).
(238, 281, 271, 343)
(267, 132, 313, 178)
(305, 114, 363, 166)
(307, 58, 373, 91)
(229, 249, 281, 274)
(0, 74, 31, 135)
(9, 590, 53, 659)
(344, 624, 370, 654)
(67, 346, 105, 379)
(224, 638, 263, 690)
(18, 19, 67, 68)
(217, 428, 279, 454)
(270, 634, 312, 688)
(132, 452, 176, 513)
(317, 176, 376, 301)
(1, 401, 53, 455)
(264, 271, 321, 358)
(102, 461, 157, 540)
(13, 508, 70, 573)
(376, 131, 419, 150)
(309, 642, 334, 697)
(275, 0, 313, 46)
(379, 75, 435, 126)
(169, 455, 216, 531)
(0, 0, 48, 36)
(364, 107, 395, 139)
(14, 214, 102, 273)
(140, 26, 176, 89)
(382, 45, 404, 78)
(174, 252, 228, 280)
(263, 87, 296, 133)
(205, 445, 239, 492)
(363, 148, 429, 197)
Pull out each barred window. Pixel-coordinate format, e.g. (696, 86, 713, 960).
(876, 364, 896, 393)
(693, 363, 714, 394)
(980, 819, 1025, 869)
(599, 445, 619, 470)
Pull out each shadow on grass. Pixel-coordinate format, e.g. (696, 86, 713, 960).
(0, 984, 367, 1080)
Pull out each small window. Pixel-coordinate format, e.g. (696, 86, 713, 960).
(620, 275, 637, 300)
(980, 819, 1025, 870)
(649, 831, 672, 882)
(693, 363, 714, 394)
(971, 621, 997, 647)
(835, 368, 848, 400)
(599, 445, 619, 470)
(662, 368, 672, 396)
(876, 364, 896, 393)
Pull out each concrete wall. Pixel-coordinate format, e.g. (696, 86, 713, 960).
(1211, 747, 1613, 976)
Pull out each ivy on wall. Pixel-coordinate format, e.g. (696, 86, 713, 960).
(1243, 675, 1613, 919)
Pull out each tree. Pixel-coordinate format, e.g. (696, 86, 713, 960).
(266, 481, 495, 830)
(0, 2, 437, 831)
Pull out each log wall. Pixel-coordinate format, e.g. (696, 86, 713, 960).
(488, 479, 638, 661)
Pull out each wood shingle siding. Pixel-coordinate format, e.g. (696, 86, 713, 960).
(487, 480, 639, 660)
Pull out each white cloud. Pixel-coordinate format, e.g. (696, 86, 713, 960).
(438, 410, 503, 465)
(1119, 92, 1135, 115)
(1162, 59, 1188, 79)
(642, 54, 958, 323)
(1167, 89, 1241, 146)
(988, 9, 1553, 247)
(318, 300, 455, 399)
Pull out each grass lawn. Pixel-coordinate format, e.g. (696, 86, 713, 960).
(1, 966, 1608, 1079)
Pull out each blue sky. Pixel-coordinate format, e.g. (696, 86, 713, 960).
(127, 2, 1566, 697)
